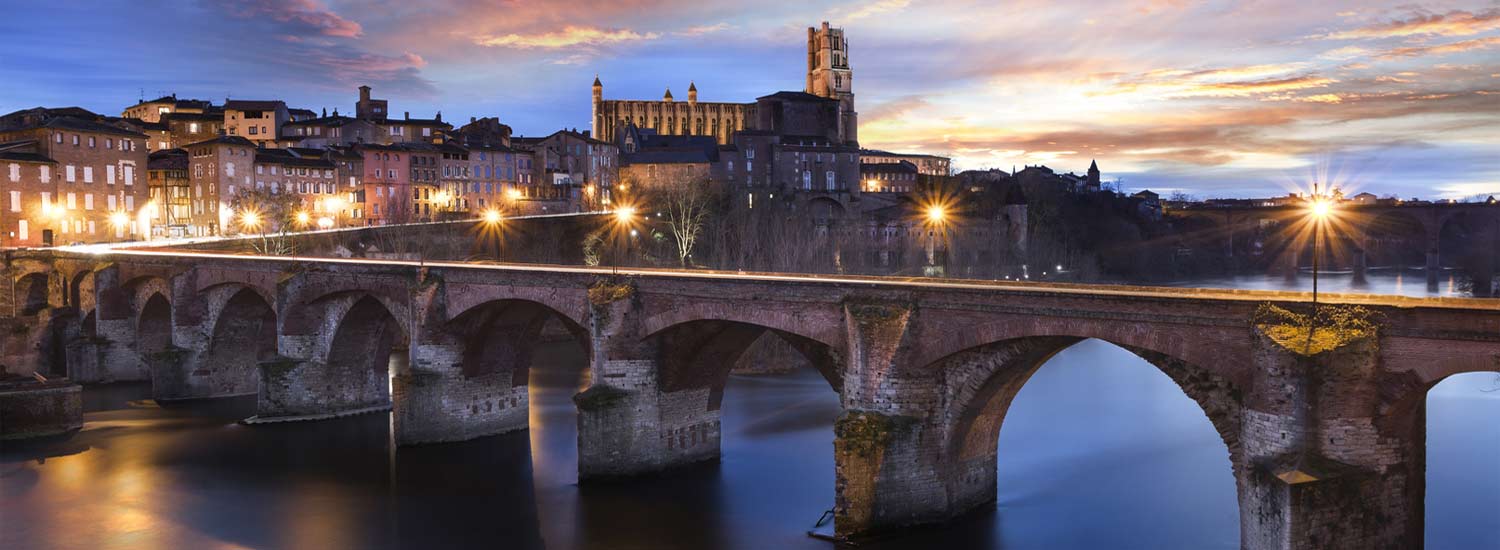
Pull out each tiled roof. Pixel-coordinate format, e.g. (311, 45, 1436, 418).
(223, 100, 286, 111)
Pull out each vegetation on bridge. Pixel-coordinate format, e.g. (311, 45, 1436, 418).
(1254, 303, 1381, 356)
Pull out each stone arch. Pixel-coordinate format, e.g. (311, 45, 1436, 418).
(1436, 210, 1498, 295)
(648, 318, 844, 410)
(323, 295, 408, 410)
(807, 196, 846, 222)
(1355, 209, 1431, 268)
(14, 272, 51, 316)
(202, 287, 277, 396)
(930, 335, 1245, 522)
(446, 298, 590, 382)
(137, 292, 173, 357)
(69, 269, 95, 315)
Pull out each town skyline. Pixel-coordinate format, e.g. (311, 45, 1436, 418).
(3, 1, 1498, 200)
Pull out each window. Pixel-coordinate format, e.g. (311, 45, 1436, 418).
(66, 165, 76, 182)
(83, 166, 93, 183)
(126, 196, 133, 210)
(249, 126, 258, 135)
(8, 191, 18, 212)
(106, 138, 114, 149)
(67, 192, 77, 209)
(17, 219, 26, 241)
(123, 165, 134, 185)
(88, 136, 96, 148)
(7, 163, 17, 182)
(54, 133, 63, 144)
(189, 122, 199, 133)
(107, 195, 116, 211)
(72, 135, 79, 146)
(84, 194, 93, 210)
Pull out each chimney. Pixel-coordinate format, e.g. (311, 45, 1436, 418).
(471, 116, 477, 123)
(359, 85, 371, 102)
(435, 111, 442, 122)
(404, 111, 410, 120)
(322, 107, 328, 117)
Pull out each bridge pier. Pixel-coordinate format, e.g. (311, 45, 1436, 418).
(1425, 249, 1441, 289)
(391, 342, 529, 445)
(575, 287, 722, 478)
(1237, 332, 1422, 550)
(1350, 248, 1367, 286)
(89, 266, 150, 383)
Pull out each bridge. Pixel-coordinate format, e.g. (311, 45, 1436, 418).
(1172, 202, 1498, 289)
(3, 245, 1498, 550)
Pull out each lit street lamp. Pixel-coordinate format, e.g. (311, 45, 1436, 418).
(611, 205, 637, 276)
(108, 212, 130, 241)
(1305, 183, 1335, 349)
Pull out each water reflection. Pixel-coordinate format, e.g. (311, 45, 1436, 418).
(2, 340, 1495, 549)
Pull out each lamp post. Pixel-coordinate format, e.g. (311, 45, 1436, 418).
(924, 204, 947, 277)
(1306, 183, 1333, 348)
(612, 205, 636, 276)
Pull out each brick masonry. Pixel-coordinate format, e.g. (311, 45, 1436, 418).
(2, 248, 1497, 549)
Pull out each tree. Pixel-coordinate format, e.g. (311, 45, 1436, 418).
(227, 186, 304, 255)
(637, 171, 723, 267)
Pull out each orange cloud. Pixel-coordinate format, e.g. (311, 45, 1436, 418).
(844, 0, 910, 21)
(1322, 9, 1500, 39)
(475, 26, 660, 49)
(228, 0, 362, 38)
(1379, 36, 1500, 58)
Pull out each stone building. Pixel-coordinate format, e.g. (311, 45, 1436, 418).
(806, 21, 857, 145)
(860, 149, 950, 177)
(223, 100, 289, 145)
(121, 94, 214, 124)
(592, 79, 752, 146)
(182, 135, 255, 236)
(251, 147, 341, 226)
(0, 107, 151, 246)
(860, 161, 918, 194)
(356, 143, 411, 225)
(512, 129, 617, 212)
(282, 113, 380, 148)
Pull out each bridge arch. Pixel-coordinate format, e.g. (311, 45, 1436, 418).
(647, 318, 844, 409)
(446, 298, 589, 382)
(136, 292, 173, 357)
(202, 286, 277, 396)
(14, 272, 52, 316)
(324, 295, 409, 411)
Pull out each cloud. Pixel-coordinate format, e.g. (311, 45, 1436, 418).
(844, 0, 910, 21)
(677, 23, 730, 37)
(1320, 8, 1500, 39)
(474, 26, 660, 49)
(1100, 65, 1336, 99)
(1377, 36, 1500, 59)
(864, 95, 929, 124)
(225, 0, 362, 37)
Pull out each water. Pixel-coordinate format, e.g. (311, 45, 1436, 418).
(1167, 269, 1475, 298)
(4, 302, 1498, 549)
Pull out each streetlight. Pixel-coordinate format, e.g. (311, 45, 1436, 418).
(611, 205, 637, 275)
(108, 211, 130, 240)
(482, 209, 503, 225)
(923, 203, 948, 276)
(294, 211, 311, 229)
(1305, 182, 1335, 349)
(317, 216, 334, 230)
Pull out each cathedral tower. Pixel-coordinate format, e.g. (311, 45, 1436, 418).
(807, 21, 857, 145)
(591, 75, 603, 139)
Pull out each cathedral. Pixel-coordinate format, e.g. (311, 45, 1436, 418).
(591, 21, 858, 147)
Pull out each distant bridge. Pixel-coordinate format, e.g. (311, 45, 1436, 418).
(1172, 202, 1499, 286)
(3, 245, 1497, 549)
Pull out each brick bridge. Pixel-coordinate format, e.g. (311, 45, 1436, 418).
(3, 247, 1498, 549)
(1175, 202, 1498, 287)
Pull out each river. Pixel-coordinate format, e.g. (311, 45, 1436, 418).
(2, 273, 1497, 549)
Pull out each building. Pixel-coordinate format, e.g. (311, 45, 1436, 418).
(860, 150, 950, 177)
(592, 79, 753, 146)
(182, 135, 256, 236)
(281, 112, 380, 148)
(451, 117, 513, 148)
(357, 143, 411, 225)
(590, 21, 857, 147)
(0, 107, 151, 246)
(806, 21, 857, 145)
(252, 148, 342, 226)
(860, 161, 918, 194)
(223, 100, 290, 145)
(145, 148, 193, 237)
(122, 95, 214, 124)
(162, 111, 224, 152)
(512, 129, 618, 212)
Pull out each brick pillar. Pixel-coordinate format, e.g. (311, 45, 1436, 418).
(1425, 249, 1440, 289)
(1238, 331, 1422, 550)
(1351, 248, 1368, 286)
(834, 301, 964, 538)
(90, 265, 142, 382)
(392, 274, 530, 445)
(575, 280, 721, 478)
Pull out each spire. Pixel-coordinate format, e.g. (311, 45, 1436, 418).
(592, 74, 602, 88)
(663, 87, 674, 101)
(1089, 159, 1098, 171)
(688, 81, 697, 92)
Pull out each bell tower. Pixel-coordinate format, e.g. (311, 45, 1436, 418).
(807, 21, 857, 145)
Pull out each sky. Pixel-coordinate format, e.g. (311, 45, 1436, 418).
(2, 0, 1498, 200)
